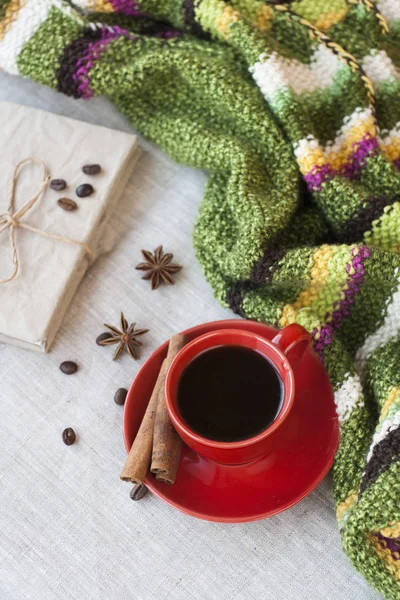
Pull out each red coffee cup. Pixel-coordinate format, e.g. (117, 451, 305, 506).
(165, 324, 311, 465)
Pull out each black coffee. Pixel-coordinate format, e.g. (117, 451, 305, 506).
(177, 345, 282, 442)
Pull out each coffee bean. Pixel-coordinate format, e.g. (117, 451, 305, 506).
(82, 164, 101, 175)
(130, 483, 148, 501)
(60, 361, 78, 375)
(96, 332, 111, 345)
(57, 198, 78, 212)
(114, 388, 128, 406)
(76, 183, 94, 197)
(62, 427, 76, 446)
(50, 178, 67, 191)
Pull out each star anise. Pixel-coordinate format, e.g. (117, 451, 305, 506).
(98, 312, 149, 360)
(136, 245, 182, 290)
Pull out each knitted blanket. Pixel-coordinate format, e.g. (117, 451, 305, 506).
(1, 1, 400, 596)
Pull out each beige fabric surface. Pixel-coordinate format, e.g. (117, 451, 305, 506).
(0, 72, 382, 600)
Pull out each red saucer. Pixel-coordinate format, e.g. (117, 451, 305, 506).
(123, 320, 339, 523)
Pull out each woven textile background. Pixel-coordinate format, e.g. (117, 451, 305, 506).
(0, 72, 382, 600)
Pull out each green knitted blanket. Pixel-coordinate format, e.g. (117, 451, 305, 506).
(2, 0, 400, 596)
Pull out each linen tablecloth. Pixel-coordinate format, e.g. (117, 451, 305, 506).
(0, 72, 382, 600)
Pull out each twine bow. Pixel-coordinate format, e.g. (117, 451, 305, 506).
(0, 158, 94, 284)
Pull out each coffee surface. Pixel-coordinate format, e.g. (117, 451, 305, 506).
(177, 345, 282, 442)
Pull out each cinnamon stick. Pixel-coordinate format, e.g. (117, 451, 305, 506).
(120, 359, 168, 485)
(151, 334, 187, 484)
(120, 333, 187, 485)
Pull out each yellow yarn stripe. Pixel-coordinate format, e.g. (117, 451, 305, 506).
(315, 8, 349, 31)
(380, 386, 400, 421)
(198, 0, 240, 41)
(256, 5, 273, 32)
(296, 114, 376, 175)
(228, 0, 273, 32)
(280, 245, 352, 329)
(381, 136, 400, 163)
(280, 246, 331, 327)
(296, 146, 326, 176)
(379, 522, 400, 538)
(0, 0, 25, 42)
(216, 6, 239, 38)
(370, 535, 400, 581)
(292, 245, 333, 309)
(336, 491, 358, 523)
(89, 0, 115, 12)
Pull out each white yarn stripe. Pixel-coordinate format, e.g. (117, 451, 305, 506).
(376, 0, 400, 24)
(334, 374, 364, 424)
(325, 107, 374, 155)
(356, 270, 400, 373)
(249, 45, 342, 100)
(366, 409, 400, 461)
(379, 121, 400, 145)
(293, 135, 319, 161)
(71, 0, 89, 8)
(0, 0, 52, 75)
(362, 50, 400, 85)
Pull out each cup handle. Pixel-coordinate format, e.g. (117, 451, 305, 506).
(272, 324, 311, 371)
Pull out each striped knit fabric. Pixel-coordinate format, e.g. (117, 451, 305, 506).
(1, 1, 400, 596)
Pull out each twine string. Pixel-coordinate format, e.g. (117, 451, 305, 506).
(0, 157, 94, 284)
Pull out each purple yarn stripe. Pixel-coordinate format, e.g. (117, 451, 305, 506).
(109, 0, 143, 16)
(313, 246, 370, 356)
(73, 27, 134, 99)
(304, 164, 335, 192)
(377, 533, 400, 557)
(304, 135, 379, 191)
(341, 135, 379, 178)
